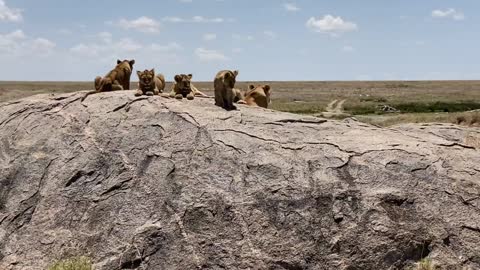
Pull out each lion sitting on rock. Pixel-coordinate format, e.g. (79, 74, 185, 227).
(169, 74, 209, 100)
(135, 69, 166, 96)
(82, 59, 135, 101)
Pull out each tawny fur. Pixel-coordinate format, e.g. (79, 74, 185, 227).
(82, 59, 135, 101)
(214, 70, 239, 111)
(135, 69, 165, 96)
(233, 88, 244, 103)
(240, 84, 272, 108)
(169, 74, 209, 100)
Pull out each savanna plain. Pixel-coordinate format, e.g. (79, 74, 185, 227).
(1, 80, 480, 126)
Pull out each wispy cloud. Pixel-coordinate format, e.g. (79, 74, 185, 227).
(431, 8, 465, 21)
(264, 31, 277, 39)
(203, 33, 217, 41)
(0, 0, 22, 22)
(0, 30, 55, 56)
(150, 42, 183, 52)
(306, 15, 358, 36)
(283, 3, 300, 12)
(341, 45, 355, 52)
(116, 16, 161, 33)
(195, 48, 229, 62)
(232, 34, 254, 41)
(163, 16, 224, 23)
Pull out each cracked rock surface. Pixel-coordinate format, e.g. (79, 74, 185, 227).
(0, 91, 479, 270)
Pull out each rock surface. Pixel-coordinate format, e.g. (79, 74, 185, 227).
(0, 91, 479, 270)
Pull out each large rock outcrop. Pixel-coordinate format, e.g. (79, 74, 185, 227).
(0, 91, 479, 270)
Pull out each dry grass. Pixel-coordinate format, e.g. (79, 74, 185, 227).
(412, 258, 435, 270)
(357, 111, 480, 127)
(1, 80, 480, 126)
(47, 256, 92, 270)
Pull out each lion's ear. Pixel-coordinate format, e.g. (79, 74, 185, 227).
(187, 74, 193, 80)
(174, 75, 182, 82)
(137, 70, 142, 77)
(264, 85, 270, 93)
(129, 60, 135, 66)
(249, 84, 255, 90)
(117, 59, 122, 64)
(233, 70, 239, 77)
(150, 68, 155, 74)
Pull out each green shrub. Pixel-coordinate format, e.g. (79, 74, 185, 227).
(343, 105, 377, 115)
(346, 101, 480, 116)
(394, 101, 480, 113)
(48, 257, 93, 270)
(360, 96, 388, 103)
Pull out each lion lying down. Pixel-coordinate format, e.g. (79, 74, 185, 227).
(237, 84, 272, 108)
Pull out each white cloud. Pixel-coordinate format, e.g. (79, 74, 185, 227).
(5, 29, 26, 40)
(30, 38, 56, 54)
(70, 33, 143, 57)
(203, 33, 217, 41)
(116, 16, 161, 33)
(150, 42, 183, 52)
(58, 29, 73, 35)
(195, 48, 229, 62)
(232, 34, 254, 41)
(69, 33, 185, 66)
(283, 3, 300, 12)
(0, 30, 55, 56)
(342, 45, 355, 52)
(0, 0, 22, 22)
(264, 31, 277, 39)
(162, 17, 184, 23)
(193, 16, 223, 23)
(306, 15, 358, 36)
(232, 48, 243, 54)
(70, 44, 96, 56)
(162, 16, 224, 23)
(117, 38, 142, 52)
(431, 8, 465, 21)
(98, 32, 112, 43)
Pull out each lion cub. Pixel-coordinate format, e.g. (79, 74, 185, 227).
(214, 70, 239, 110)
(135, 69, 166, 96)
(239, 84, 271, 108)
(169, 74, 208, 100)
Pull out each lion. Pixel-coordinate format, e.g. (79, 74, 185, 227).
(214, 70, 239, 110)
(169, 74, 209, 100)
(238, 84, 271, 108)
(135, 69, 166, 96)
(82, 59, 135, 101)
(233, 88, 244, 103)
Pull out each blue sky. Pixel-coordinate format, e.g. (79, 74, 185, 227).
(0, 0, 478, 81)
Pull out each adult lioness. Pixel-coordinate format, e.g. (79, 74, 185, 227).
(81, 59, 135, 101)
(239, 84, 271, 108)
